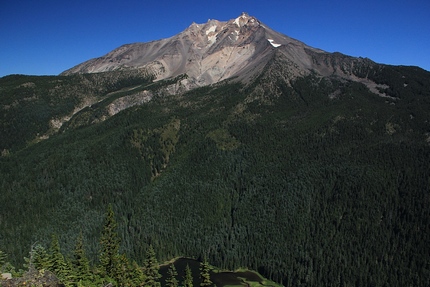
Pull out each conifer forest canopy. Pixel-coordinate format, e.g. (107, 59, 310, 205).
(1, 63, 430, 286)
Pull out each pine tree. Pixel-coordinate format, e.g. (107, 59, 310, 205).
(199, 257, 212, 287)
(116, 253, 133, 287)
(0, 250, 6, 268)
(0, 249, 16, 275)
(72, 231, 92, 284)
(130, 260, 145, 287)
(0, 249, 10, 274)
(142, 245, 161, 287)
(99, 204, 121, 282)
(32, 244, 50, 270)
(48, 234, 72, 285)
(183, 264, 193, 287)
(166, 264, 179, 287)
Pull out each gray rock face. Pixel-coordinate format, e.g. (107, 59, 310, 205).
(63, 13, 323, 86)
(62, 13, 377, 91)
(1, 273, 12, 280)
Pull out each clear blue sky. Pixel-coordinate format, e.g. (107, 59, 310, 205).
(1, 0, 429, 77)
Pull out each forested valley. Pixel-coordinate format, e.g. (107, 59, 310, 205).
(1, 64, 430, 286)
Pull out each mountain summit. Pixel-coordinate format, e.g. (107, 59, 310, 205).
(61, 13, 373, 89)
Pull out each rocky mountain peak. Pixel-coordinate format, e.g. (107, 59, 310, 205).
(62, 13, 274, 86)
(61, 13, 377, 92)
(231, 12, 260, 28)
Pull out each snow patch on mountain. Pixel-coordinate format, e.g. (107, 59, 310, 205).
(208, 34, 217, 44)
(268, 39, 281, 48)
(230, 30, 239, 41)
(206, 25, 217, 35)
(233, 17, 241, 27)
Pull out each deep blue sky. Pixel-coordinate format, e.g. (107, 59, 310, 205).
(1, 0, 429, 77)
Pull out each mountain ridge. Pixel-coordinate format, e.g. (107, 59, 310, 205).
(61, 13, 379, 91)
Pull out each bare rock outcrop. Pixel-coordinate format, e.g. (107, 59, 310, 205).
(62, 13, 376, 89)
(0, 269, 63, 287)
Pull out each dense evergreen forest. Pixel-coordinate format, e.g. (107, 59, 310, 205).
(1, 64, 430, 286)
(1, 205, 273, 287)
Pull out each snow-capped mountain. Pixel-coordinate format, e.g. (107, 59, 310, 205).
(62, 13, 374, 89)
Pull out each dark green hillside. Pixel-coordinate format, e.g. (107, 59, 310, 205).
(0, 70, 152, 152)
(1, 67, 430, 286)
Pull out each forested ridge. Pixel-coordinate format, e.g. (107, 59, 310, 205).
(1, 63, 430, 286)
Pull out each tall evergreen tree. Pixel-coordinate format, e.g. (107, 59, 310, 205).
(0, 250, 16, 275)
(199, 257, 212, 287)
(32, 244, 50, 270)
(166, 264, 179, 287)
(0, 250, 6, 268)
(115, 253, 133, 287)
(72, 231, 92, 283)
(142, 245, 161, 287)
(99, 204, 121, 282)
(48, 234, 72, 284)
(130, 260, 145, 287)
(183, 264, 193, 287)
(0, 251, 15, 275)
